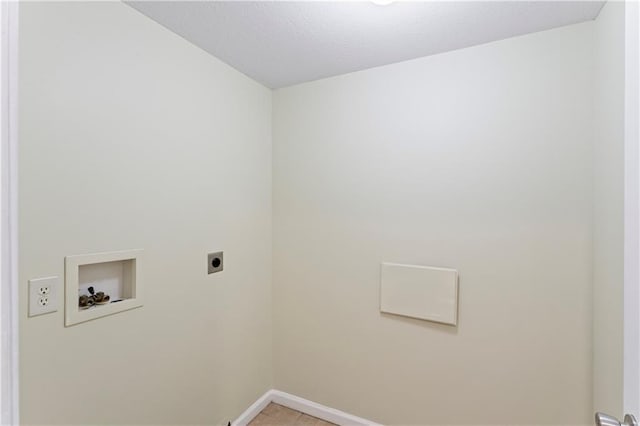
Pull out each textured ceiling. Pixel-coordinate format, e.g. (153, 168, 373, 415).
(127, 1, 604, 89)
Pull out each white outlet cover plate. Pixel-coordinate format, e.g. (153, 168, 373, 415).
(28, 276, 59, 317)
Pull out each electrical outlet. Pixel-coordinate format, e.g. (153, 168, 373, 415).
(208, 251, 223, 274)
(29, 276, 59, 317)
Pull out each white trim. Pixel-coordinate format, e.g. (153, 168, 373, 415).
(232, 390, 273, 426)
(270, 390, 383, 426)
(233, 389, 382, 426)
(624, 0, 640, 417)
(0, 1, 19, 425)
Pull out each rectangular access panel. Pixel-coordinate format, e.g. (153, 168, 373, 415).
(380, 262, 458, 326)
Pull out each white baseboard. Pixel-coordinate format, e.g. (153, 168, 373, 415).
(233, 389, 382, 426)
(233, 390, 273, 426)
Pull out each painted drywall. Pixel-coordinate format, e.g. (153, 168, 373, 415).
(592, 0, 626, 417)
(19, 2, 272, 425)
(273, 22, 594, 425)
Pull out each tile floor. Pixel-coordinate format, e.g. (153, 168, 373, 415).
(248, 403, 337, 426)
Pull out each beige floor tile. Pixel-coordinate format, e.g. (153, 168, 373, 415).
(261, 403, 289, 417)
(252, 403, 337, 426)
(248, 413, 280, 426)
(261, 403, 302, 424)
(294, 414, 321, 426)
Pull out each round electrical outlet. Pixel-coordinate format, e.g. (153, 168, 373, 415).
(207, 251, 224, 274)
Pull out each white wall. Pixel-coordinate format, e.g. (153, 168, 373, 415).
(273, 22, 594, 425)
(18, 3, 272, 424)
(592, 0, 626, 417)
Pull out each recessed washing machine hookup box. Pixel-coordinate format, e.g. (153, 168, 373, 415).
(65, 249, 143, 326)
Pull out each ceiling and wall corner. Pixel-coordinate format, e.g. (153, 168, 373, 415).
(126, 1, 605, 89)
